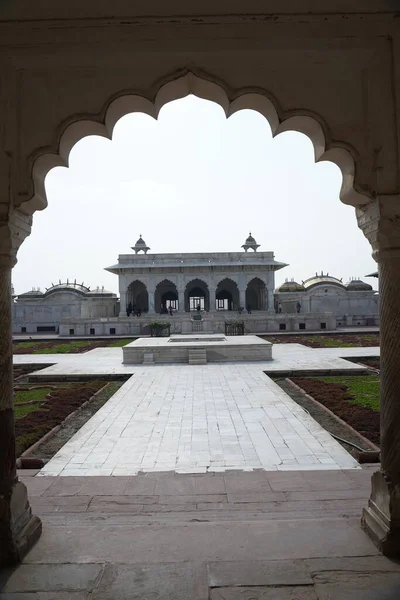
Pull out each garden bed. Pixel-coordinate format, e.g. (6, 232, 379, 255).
(290, 375, 380, 446)
(13, 338, 136, 354)
(14, 379, 110, 457)
(263, 333, 379, 348)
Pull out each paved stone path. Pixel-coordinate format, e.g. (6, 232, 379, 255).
(40, 362, 359, 476)
(4, 468, 400, 599)
(13, 343, 380, 376)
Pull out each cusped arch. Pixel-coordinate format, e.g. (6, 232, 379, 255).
(28, 69, 369, 214)
(154, 279, 179, 313)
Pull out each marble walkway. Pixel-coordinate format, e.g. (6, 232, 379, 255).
(13, 343, 380, 476)
(38, 362, 360, 476)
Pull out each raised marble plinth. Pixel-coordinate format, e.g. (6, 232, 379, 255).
(122, 334, 273, 364)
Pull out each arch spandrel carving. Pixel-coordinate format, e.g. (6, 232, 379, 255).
(17, 69, 374, 217)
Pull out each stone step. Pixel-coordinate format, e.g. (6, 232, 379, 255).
(142, 353, 154, 364)
(188, 348, 207, 365)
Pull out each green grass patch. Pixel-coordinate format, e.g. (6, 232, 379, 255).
(14, 388, 52, 404)
(107, 338, 136, 347)
(14, 402, 45, 419)
(321, 375, 380, 411)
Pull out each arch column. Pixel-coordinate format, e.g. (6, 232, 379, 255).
(0, 210, 42, 566)
(119, 290, 127, 316)
(239, 289, 246, 309)
(359, 197, 400, 556)
(267, 288, 275, 313)
(148, 290, 156, 314)
(178, 290, 185, 312)
(209, 288, 216, 312)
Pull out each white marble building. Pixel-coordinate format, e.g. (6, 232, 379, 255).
(12, 281, 118, 334)
(275, 272, 379, 327)
(13, 236, 379, 336)
(106, 234, 285, 317)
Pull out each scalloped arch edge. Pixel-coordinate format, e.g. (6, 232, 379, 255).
(29, 70, 370, 214)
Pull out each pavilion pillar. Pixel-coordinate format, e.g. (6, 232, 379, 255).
(148, 290, 156, 314)
(0, 258, 42, 566)
(239, 288, 246, 310)
(267, 288, 275, 313)
(119, 290, 127, 316)
(358, 197, 400, 556)
(209, 288, 216, 312)
(178, 290, 185, 312)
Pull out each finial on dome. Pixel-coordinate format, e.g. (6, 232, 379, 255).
(242, 232, 260, 252)
(132, 234, 150, 254)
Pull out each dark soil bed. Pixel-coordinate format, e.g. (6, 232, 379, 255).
(26, 381, 124, 461)
(13, 364, 50, 380)
(290, 376, 380, 446)
(264, 333, 379, 348)
(13, 338, 135, 354)
(15, 380, 107, 457)
(347, 356, 380, 370)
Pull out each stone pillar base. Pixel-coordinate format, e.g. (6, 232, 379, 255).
(0, 480, 42, 566)
(361, 471, 400, 557)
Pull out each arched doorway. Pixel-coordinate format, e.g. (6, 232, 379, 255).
(2, 16, 396, 562)
(126, 280, 148, 315)
(154, 279, 178, 313)
(246, 278, 266, 311)
(215, 278, 239, 311)
(185, 279, 210, 312)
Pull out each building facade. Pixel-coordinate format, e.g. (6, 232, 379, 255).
(13, 238, 379, 336)
(275, 273, 379, 327)
(12, 281, 118, 334)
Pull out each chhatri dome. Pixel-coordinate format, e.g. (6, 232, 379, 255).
(241, 232, 260, 252)
(132, 234, 150, 254)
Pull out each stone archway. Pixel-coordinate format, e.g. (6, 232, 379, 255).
(246, 278, 266, 311)
(126, 280, 148, 314)
(216, 278, 239, 311)
(1, 5, 400, 563)
(154, 279, 178, 313)
(185, 279, 210, 312)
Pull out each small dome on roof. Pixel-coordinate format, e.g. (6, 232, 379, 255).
(45, 280, 90, 295)
(276, 280, 306, 293)
(242, 232, 260, 252)
(18, 287, 44, 297)
(132, 234, 150, 254)
(346, 278, 373, 291)
(87, 286, 116, 296)
(303, 272, 345, 290)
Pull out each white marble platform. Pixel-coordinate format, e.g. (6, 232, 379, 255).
(122, 334, 273, 364)
(13, 344, 380, 377)
(38, 362, 360, 476)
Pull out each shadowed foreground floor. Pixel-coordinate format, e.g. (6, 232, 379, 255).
(1, 467, 400, 599)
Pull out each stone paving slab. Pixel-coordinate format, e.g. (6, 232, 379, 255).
(21, 518, 378, 564)
(37, 362, 360, 475)
(12, 343, 380, 376)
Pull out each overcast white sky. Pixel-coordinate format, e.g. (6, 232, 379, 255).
(13, 95, 377, 295)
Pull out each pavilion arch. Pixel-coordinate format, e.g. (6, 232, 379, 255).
(154, 279, 179, 313)
(126, 280, 148, 315)
(215, 278, 240, 311)
(246, 278, 267, 312)
(184, 278, 210, 312)
(27, 69, 370, 216)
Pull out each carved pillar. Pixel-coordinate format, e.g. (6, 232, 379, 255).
(239, 289, 246, 310)
(0, 205, 43, 565)
(358, 197, 400, 556)
(148, 291, 156, 314)
(178, 290, 185, 312)
(0, 262, 42, 564)
(267, 288, 274, 313)
(119, 291, 127, 316)
(209, 288, 216, 312)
